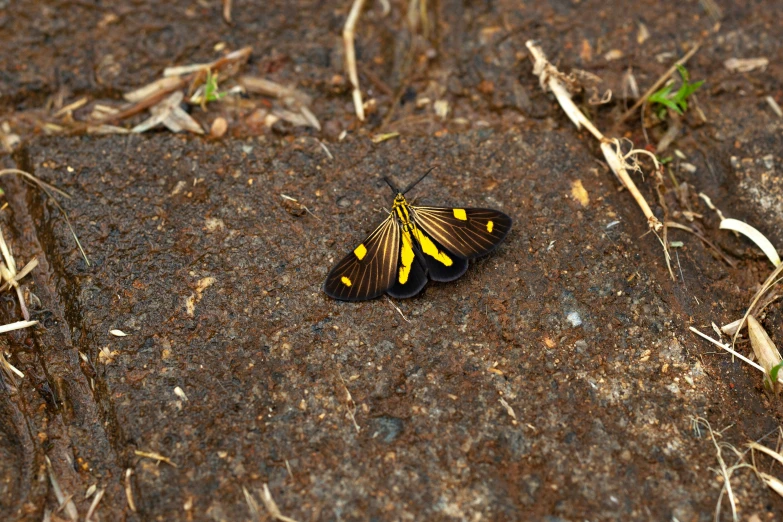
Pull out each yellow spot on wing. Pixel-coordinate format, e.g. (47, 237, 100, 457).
(398, 231, 415, 284)
(341, 276, 352, 287)
(453, 208, 467, 220)
(413, 229, 452, 266)
(354, 244, 367, 260)
(487, 220, 494, 233)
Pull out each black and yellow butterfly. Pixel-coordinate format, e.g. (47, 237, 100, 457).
(324, 172, 512, 300)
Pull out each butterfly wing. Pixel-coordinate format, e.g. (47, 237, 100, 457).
(323, 216, 400, 301)
(387, 227, 430, 298)
(411, 206, 512, 259)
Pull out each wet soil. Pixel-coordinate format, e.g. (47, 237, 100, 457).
(1, 1, 783, 521)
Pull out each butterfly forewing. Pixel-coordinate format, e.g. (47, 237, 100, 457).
(323, 216, 400, 300)
(411, 206, 512, 259)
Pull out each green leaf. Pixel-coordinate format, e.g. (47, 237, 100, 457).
(647, 65, 704, 118)
(675, 64, 690, 82)
(771, 361, 783, 382)
(203, 70, 226, 104)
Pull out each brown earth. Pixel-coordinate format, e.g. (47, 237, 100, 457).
(1, 1, 783, 521)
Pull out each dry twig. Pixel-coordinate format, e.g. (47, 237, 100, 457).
(46, 457, 79, 521)
(526, 41, 662, 234)
(731, 262, 783, 348)
(343, 0, 367, 121)
(690, 417, 751, 522)
(245, 484, 298, 522)
(134, 449, 178, 467)
(0, 168, 89, 264)
(241, 77, 320, 129)
(125, 468, 137, 512)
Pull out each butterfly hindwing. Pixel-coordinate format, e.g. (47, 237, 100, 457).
(323, 216, 400, 301)
(387, 229, 428, 298)
(408, 225, 468, 282)
(411, 206, 512, 259)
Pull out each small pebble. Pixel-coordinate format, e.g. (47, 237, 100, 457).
(566, 311, 582, 327)
(210, 117, 228, 138)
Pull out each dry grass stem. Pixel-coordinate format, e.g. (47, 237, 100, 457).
(240, 77, 321, 129)
(526, 41, 662, 233)
(0, 319, 38, 335)
(747, 315, 782, 390)
(0, 257, 39, 292)
(722, 291, 781, 336)
(259, 483, 299, 522)
(386, 295, 411, 323)
(748, 441, 783, 467)
(240, 77, 309, 103)
(689, 326, 774, 379)
(124, 77, 186, 103)
(134, 450, 178, 467)
(99, 47, 251, 126)
(691, 417, 751, 522)
(125, 468, 137, 512)
(767, 96, 783, 118)
(602, 142, 663, 232)
(84, 488, 105, 522)
(132, 91, 204, 134)
(338, 372, 361, 432)
(343, 0, 367, 121)
(97, 78, 188, 124)
(719, 218, 780, 267)
(371, 132, 400, 143)
(698, 193, 728, 222)
(666, 221, 737, 267)
(53, 97, 88, 118)
(0, 168, 90, 265)
(165, 46, 252, 78)
(280, 194, 320, 220)
(317, 140, 334, 160)
(46, 457, 79, 521)
(0, 225, 39, 320)
(222, 0, 232, 23)
(758, 472, 783, 497)
(0, 168, 70, 199)
(618, 43, 700, 123)
(243, 486, 262, 522)
(1, 350, 25, 381)
(499, 397, 517, 421)
(724, 57, 769, 73)
(731, 262, 783, 348)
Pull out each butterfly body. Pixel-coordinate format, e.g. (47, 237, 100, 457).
(324, 182, 511, 301)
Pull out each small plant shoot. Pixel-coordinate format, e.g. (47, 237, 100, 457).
(201, 69, 226, 109)
(648, 65, 704, 119)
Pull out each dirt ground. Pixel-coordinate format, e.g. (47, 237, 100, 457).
(1, 1, 783, 521)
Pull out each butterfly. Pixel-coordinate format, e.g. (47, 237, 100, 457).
(324, 170, 512, 300)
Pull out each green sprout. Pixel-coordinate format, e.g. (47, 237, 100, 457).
(648, 64, 704, 119)
(200, 69, 226, 109)
(765, 361, 783, 392)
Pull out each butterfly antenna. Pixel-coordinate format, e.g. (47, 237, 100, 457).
(382, 176, 399, 195)
(402, 166, 437, 194)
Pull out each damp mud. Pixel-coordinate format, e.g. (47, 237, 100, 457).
(1, 1, 783, 520)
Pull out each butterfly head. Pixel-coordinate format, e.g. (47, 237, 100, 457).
(383, 167, 436, 198)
